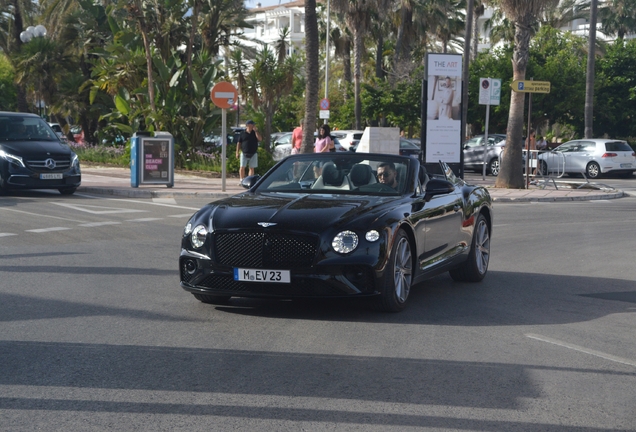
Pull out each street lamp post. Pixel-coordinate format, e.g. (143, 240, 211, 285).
(19, 25, 48, 118)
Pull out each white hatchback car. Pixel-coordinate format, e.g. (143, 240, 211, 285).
(537, 139, 636, 179)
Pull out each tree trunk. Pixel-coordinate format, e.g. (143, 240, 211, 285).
(353, 27, 363, 130)
(375, 32, 384, 79)
(186, 0, 201, 91)
(495, 21, 530, 189)
(134, 0, 157, 113)
(584, 0, 597, 139)
(343, 39, 352, 91)
(302, 0, 319, 153)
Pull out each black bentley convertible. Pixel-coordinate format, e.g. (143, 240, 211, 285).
(180, 153, 492, 312)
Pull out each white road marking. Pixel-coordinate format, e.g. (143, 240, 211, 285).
(525, 333, 636, 368)
(152, 198, 177, 204)
(52, 202, 147, 214)
(0, 233, 17, 237)
(78, 221, 122, 227)
(74, 193, 200, 210)
(125, 218, 163, 222)
(168, 213, 196, 218)
(0, 207, 87, 223)
(25, 227, 72, 233)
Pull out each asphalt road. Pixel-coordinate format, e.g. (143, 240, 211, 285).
(1, 189, 635, 431)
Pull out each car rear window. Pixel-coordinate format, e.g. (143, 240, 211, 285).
(353, 133, 363, 140)
(605, 141, 633, 152)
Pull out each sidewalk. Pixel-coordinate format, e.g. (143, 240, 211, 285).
(77, 165, 625, 202)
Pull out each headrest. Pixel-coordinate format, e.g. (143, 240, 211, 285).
(322, 163, 344, 186)
(350, 164, 373, 186)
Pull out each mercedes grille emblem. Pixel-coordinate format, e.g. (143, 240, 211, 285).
(44, 158, 56, 169)
(257, 222, 277, 227)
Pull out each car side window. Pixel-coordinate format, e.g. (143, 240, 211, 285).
(464, 138, 480, 148)
(580, 141, 596, 152)
(558, 143, 577, 153)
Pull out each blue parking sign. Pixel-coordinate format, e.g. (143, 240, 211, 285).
(518, 82, 525, 90)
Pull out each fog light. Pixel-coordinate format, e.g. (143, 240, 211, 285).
(184, 259, 197, 274)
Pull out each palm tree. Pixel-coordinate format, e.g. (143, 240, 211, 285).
(585, 0, 598, 138)
(494, 0, 560, 189)
(303, 0, 319, 153)
(331, 0, 375, 130)
(598, 0, 636, 40)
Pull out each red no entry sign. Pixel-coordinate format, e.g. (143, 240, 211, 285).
(211, 82, 238, 109)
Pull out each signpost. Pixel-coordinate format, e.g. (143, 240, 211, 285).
(510, 79, 551, 187)
(319, 98, 330, 120)
(511, 80, 551, 94)
(211, 81, 238, 192)
(478, 78, 501, 179)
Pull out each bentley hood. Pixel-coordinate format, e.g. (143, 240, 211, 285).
(205, 192, 397, 233)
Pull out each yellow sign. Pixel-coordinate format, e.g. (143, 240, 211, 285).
(511, 80, 551, 94)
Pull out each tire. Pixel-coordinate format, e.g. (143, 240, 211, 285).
(489, 158, 500, 176)
(373, 229, 413, 312)
(586, 162, 601, 179)
(538, 160, 548, 176)
(449, 214, 490, 282)
(59, 187, 77, 195)
(193, 293, 231, 304)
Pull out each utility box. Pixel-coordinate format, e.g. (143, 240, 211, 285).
(354, 127, 400, 154)
(131, 131, 174, 188)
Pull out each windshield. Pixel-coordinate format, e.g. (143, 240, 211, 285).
(0, 115, 60, 142)
(255, 154, 412, 196)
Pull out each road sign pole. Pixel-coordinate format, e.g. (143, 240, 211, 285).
(483, 101, 490, 180)
(221, 108, 227, 192)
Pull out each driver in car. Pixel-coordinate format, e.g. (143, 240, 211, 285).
(377, 162, 399, 189)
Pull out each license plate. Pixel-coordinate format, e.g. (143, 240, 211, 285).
(234, 268, 290, 283)
(40, 173, 63, 179)
(620, 163, 632, 168)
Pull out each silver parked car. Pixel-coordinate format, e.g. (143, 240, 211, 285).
(537, 139, 636, 179)
(463, 134, 507, 176)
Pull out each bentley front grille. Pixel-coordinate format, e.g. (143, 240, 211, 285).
(215, 232, 318, 269)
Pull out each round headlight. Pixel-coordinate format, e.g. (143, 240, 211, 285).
(365, 230, 380, 242)
(332, 230, 359, 254)
(191, 225, 208, 248)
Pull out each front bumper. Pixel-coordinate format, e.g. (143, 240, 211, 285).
(179, 249, 382, 299)
(2, 162, 81, 191)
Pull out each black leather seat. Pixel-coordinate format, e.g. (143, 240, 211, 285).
(349, 163, 376, 187)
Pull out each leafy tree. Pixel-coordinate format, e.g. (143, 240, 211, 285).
(0, 53, 17, 111)
(595, 39, 636, 138)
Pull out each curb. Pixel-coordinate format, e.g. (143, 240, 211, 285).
(77, 186, 235, 199)
(492, 190, 624, 203)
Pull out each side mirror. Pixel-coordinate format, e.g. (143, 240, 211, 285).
(424, 178, 455, 199)
(242, 175, 261, 189)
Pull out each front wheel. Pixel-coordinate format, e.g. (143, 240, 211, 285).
(449, 214, 490, 282)
(373, 229, 413, 312)
(586, 162, 601, 179)
(538, 160, 548, 176)
(489, 158, 500, 176)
